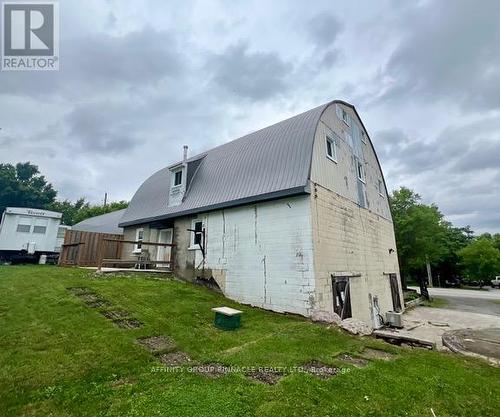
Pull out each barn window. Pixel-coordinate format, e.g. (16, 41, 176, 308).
(357, 160, 365, 183)
(134, 228, 144, 252)
(16, 217, 31, 233)
(378, 180, 384, 196)
(173, 170, 182, 187)
(341, 109, 350, 126)
(191, 220, 203, 248)
(326, 136, 337, 162)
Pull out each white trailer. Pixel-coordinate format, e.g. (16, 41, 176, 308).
(0, 207, 68, 263)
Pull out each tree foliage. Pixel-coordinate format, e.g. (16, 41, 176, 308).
(458, 237, 500, 281)
(0, 162, 57, 215)
(434, 223, 474, 282)
(1, 161, 127, 226)
(390, 187, 475, 286)
(390, 188, 446, 280)
(74, 201, 128, 225)
(48, 199, 128, 225)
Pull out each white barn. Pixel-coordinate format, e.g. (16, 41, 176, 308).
(118, 100, 403, 328)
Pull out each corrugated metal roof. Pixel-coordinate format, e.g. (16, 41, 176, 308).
(72, 209, 125, 235)
(120, 102, 333, 227)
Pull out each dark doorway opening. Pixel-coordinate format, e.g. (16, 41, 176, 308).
(331, 276, 352, 319)
(389, 273, 402, 312)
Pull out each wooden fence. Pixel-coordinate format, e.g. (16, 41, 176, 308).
(59, 230, 123, 267)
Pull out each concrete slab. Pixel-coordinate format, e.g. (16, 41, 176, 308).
(442, 328, 500, 365)
(378, 306, 500, 350)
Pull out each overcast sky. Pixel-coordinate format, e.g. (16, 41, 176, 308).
(1, 0, 499, 233)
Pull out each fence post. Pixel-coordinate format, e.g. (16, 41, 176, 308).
(97, 238, 105, 271)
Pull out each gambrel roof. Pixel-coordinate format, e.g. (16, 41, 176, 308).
(119, 100, 352, 227)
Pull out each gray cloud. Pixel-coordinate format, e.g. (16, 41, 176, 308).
(307, 13, 343, 47)
(378, 0, 500, 109)
(206, 42, 292, 101)
(0, 27, 184, 98)
(65, 101, 138, 154)
(373, 116, 500, 233)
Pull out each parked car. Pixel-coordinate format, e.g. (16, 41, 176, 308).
(491, 276, 500, 288)
(444, 277, 462, 288)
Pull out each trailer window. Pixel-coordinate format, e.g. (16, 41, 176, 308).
(33, 219, 48, 234)
(16, 217, 31, 233)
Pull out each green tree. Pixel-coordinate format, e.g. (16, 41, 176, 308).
(433, 224, 474, 284)
(390, 187, 449, 286)
(48, 199, 128, 226)
(0, 162, 57, 215)
(458, 237, 500, 282)
(48, 198, 89, 226)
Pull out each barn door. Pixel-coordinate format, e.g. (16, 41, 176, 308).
(331, 276, 352, 319)
(389, 273, 402, 312)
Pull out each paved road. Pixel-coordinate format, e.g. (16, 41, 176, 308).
(410, 286, 500, 316)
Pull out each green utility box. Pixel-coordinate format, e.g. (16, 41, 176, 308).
(212, 307, 242, 330)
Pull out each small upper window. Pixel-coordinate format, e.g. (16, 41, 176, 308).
(361, 131, 367, 144)
(342, 109, 350, 126)
(326, 136, 337, 162)
(173, 170, 182, 187)
(357, 161, 365, 183)
(378, 179, 384, 196)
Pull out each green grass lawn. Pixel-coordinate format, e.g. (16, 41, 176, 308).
(0, 266, 499, 417)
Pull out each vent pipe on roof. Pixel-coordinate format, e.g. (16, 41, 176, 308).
(183, 145, 188, 162)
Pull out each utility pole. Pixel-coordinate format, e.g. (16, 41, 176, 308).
(426, 255, 433, 288)
(103, 192, 108, 207)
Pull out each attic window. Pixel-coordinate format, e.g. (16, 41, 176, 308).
(326, 136, 337, 162)
(173, 170, 182, 187)
(342, 109, 350, 126)
(357, 161, 365, 183)
(361, 131, 367, 144)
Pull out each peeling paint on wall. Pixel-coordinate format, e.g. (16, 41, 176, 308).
(197, 195, 315, 316)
